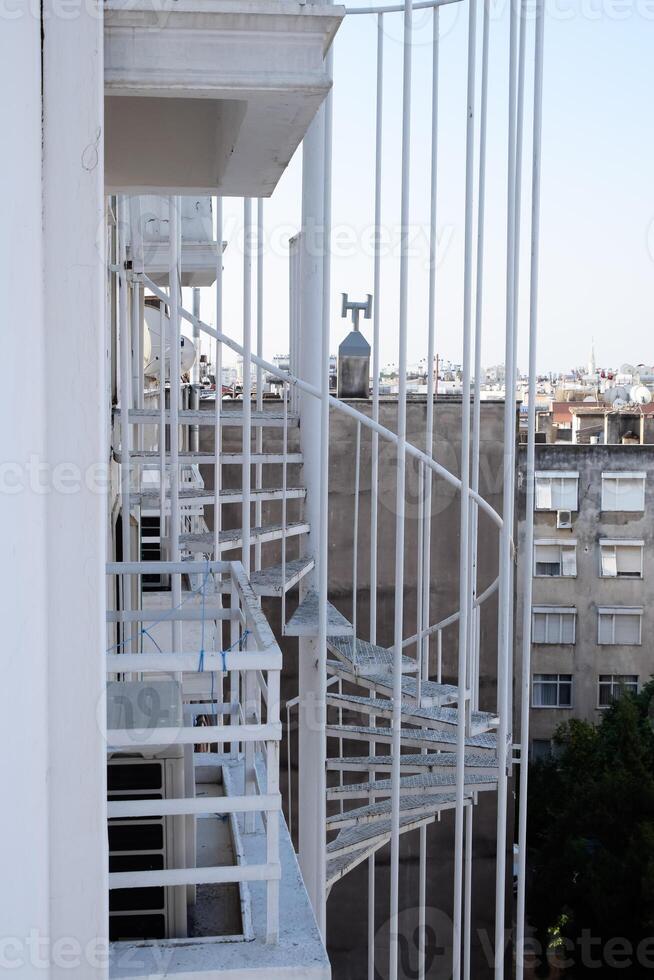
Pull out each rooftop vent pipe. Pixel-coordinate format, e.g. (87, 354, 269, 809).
(337, 292, 372, 399)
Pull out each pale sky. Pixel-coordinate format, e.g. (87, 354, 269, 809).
(193, 0, 654, 376)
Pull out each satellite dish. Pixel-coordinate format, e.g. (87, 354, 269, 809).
(613, 385, 629, 401)
(631, 385, 652, 405)
(602, 387, 616, 405)
(613, 397, 627, 408)
(620, 363, 636, 376)
(144, 305, 196, 378)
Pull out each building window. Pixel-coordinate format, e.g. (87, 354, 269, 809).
(599, 540, 644, 579)
(532, 607, 576, 644)
(531, 739, 553, 762)
(597, 607, 643, 645)
(601, 472, 646, 512)
(535, 471, 579, 511)
(534, 540, 577, 577)
(598, 674, 638, 707)
(532, 674, 573, 708)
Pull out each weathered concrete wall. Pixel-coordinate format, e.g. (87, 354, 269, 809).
(516, 443, 654, 749)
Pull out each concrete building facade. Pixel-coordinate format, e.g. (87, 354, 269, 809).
(516, 443, 654, 759)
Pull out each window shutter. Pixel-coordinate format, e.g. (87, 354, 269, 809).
(619, 478, 644, 511)
(561, 613, 575, 644)
(602, 477, 619, 511)
(536, 544, 559, 564)
(598, 613, 612, 644)
(614, 613, 640, 645)
(561, 548, 577, 577)
(616, 545, 642, 576)
(535, 478, 552, 510)
(532, 613, 546, 643)
(601, 546, 617, 577)
(558, 479, 578, 511)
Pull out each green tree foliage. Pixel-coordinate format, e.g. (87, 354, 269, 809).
(527, 680, 654, 976)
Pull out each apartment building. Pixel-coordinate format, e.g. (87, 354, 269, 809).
(515, 444, 654, 759)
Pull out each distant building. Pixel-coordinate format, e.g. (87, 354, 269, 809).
(515, 443, 654, 760)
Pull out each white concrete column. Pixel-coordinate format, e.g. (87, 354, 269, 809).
(0, 11, 50, 977)
(298, 96, 327, 928)
(43, 0, 108, 976)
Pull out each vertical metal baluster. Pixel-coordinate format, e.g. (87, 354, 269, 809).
(516, 0, 545, 973)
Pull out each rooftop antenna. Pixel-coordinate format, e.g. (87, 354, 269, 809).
(341, 292, 372, 331)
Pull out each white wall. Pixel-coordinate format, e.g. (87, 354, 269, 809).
(43, 1, 108, 976)
(0, 3, 108, 976)
(0, 8, 50, 976)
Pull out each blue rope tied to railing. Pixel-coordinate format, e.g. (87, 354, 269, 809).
(107, 559, 216, 655)
(109, 560, 251, 717)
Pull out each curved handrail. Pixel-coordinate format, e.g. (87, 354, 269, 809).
(401, 574, 499, 650)
(141, 274, 503, 532)
(346, 0, 461, 14)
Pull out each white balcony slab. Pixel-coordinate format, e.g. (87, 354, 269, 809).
(109, 757, 330, 979)
(104, 0, 344, 196)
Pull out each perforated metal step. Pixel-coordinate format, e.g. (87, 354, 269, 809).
(325, 724, 497, 753)
(326, 810, 436, 860)
(326, 635, 417, 677)
(326, 791, 464, 830)
(116, 407, 300, 427)
(326, 770, 497, 801)
(326, 659, 457, 708)
(250, 557, 315, 597)
(132, 486, 306, 507)
(179, 521, 310, 554)
(326, 751, 500, 775)
(284, 591, 353, 638)
(113, 450, 304, 465)
(326, 692, 499, 736)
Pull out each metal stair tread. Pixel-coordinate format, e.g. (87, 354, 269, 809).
(133, 486, 306, 505)
(325, 724, 497, 752)
(116, 407, 300, 427)
(326, 634, 417, 676)
(326, 659, 457, 707)
(326, 791, 463, 829)
(326, 770, 497, 800)
(326, 846, 379, 889)
(326, 692, 498, 736)
(326, 811, 436, 858)
(285, 591, 353, 637)
(250, 557, 315, 596)
(113, 450, 303, 464)
(179, 520, 309, 552)
(326, 752, 500, 773)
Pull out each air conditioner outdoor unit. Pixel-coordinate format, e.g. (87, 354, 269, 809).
(556, 509, 573, 529)
(107, 680, 191, 942)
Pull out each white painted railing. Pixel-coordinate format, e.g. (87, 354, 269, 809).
(105, 559, 282, 944)
(108, 0, 546, 971)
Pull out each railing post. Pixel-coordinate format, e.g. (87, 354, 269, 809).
(297, 12, 330, 931)
(266, 664, 281, 942)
